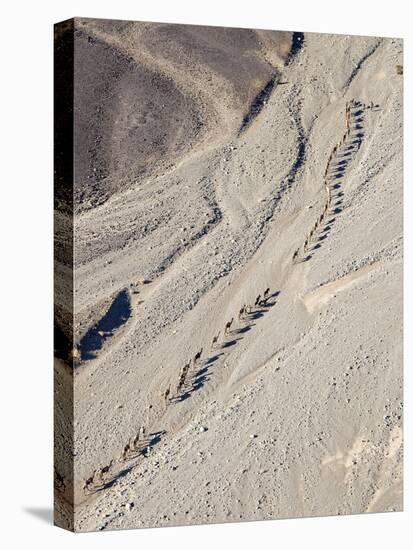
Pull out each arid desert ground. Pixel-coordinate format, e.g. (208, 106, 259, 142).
(54, 19, 403, 531)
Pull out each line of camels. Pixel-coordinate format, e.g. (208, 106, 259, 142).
(79, 98, 371, 496)
(165, 287, 273, 403)
(292, 98, 368, 263)
(82, 286, 279, 495)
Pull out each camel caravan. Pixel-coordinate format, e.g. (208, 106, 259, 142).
(81, 97, 375, 498)
(82, 281, 277, 496)
(293, 98, 366, 263)
(162, 286, 276, 403)
(83, 425, 148, 493)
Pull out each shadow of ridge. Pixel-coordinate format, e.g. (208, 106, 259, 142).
(80, 289, 132, 361)
(23, 507, 53, 524)
(239, 73, 278, 132)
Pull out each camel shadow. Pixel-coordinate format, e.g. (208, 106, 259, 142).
(178, 370, 211, 401)
(205, 353, 224, 365)
(99, 466, 133, 490)
(237, 324, 254, 334)
(222, 338, 242, 348)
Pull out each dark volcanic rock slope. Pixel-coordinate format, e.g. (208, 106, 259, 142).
(73, 19, 291, 212)
(74, 30, 201, 210)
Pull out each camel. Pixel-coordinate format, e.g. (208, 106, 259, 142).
(211, 332, 220, 348)
(176, 364, 191, 393)
(121, 445, 130, 461)
(225, 318, 234, 334)
(163, 386, 171, 402)
(263, 287, 270, 299)
(84, 473, 95, 491)
(194, 348, 203, 363)
(225, 318, 234, 333)
(292, 249, 299, 262)
(132, 432, 140, 450)
(177, 371, 186, 392)
(238, 306, 245, 321)
(254, 295, 261, 308)
(98, 460, 114, 482)
(177, 363, 190, 390)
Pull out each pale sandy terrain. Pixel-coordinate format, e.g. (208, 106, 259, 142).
(54, 20, 403, 531)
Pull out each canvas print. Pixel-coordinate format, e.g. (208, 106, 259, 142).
(54, 18, 403, 532)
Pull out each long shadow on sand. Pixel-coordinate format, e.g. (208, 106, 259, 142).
(79, 289, 132, 361)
